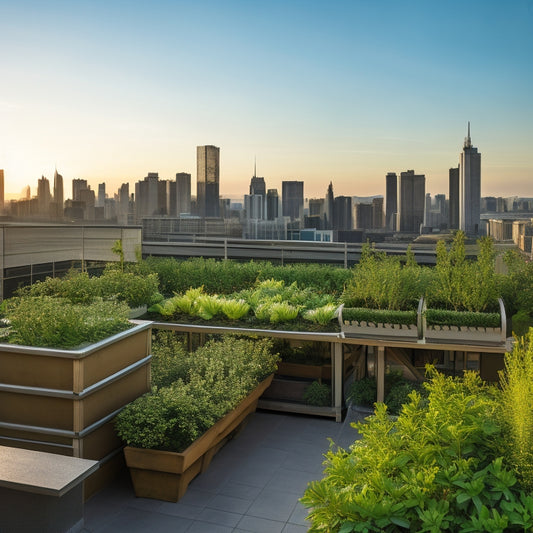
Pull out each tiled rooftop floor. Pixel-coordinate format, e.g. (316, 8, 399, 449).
(83, 409, 362, 533)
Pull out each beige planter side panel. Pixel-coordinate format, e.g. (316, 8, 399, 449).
(0, 351, 73, 390)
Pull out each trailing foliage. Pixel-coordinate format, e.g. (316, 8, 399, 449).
(115, 336, 280, 452)
(303, 368, 531, 532)
(425, 308, 501, 328)
(499, 329, 533, 491)
(342, 307, 417, 326)
(303, 381, 331, 407)
(1, 296, 131, 349)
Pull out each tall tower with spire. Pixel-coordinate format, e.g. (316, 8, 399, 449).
(459, 122, 481, 234)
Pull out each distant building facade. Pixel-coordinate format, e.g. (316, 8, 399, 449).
(459, 123, 481, 234)
(282, 180, 304, 222)
(197, 145, 220, 218)
(397, 170, 425, 233)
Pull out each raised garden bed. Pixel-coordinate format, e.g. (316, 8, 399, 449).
(123, 374, 273, 502)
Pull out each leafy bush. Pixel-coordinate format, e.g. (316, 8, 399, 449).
(269, 301, 300, 323)
(220, 298, 250, 320)
(342, 244, 429, 311)
(303, 368, 531, 532)
(429, 232, 500, 313)
(342, 307, 417, 326)
(2, 296, 131, 349)
(115, 336, 280, 452)
(150, 331, 190, 388)
(425, 308, 501, 328)
(304, 304, 338, 326)
(303, 381, 331, 407)
(348, 371, 423, 415)
(499, 329, 533, 491)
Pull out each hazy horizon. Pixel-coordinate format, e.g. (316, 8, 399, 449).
(2, 0, 532, 200)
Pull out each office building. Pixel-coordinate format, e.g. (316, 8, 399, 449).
(0, 169, 4, 213)
(135, 173, 163, 220)
(353, 202, 372, 230)
(459, 123, 481, 234)
(266, 189, 279, 220)
(197, 145, 220, 218)
(53, 169, 64, 219)
(72, 179, 88, 202)
(385, 172, 397, 230)
(176, 173, 191, 215)
(37, 176, 51, 216)
(372, 197, 384, 229)
(333, 195, 352, 231)
(449, 166, 460, 230)
(325, 182, 334, 229)
(282, 180, 304, 221)
(397, 170, 425, 233)
(97, 183, 106, 208)
(250, 175, 266, 196)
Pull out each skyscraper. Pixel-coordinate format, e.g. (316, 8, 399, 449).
(266, 189, 279, 220)
(197, 145, 220, 218)
(397, 170, 425, 233)
(72, 179, 88, 201)
(449, 167, 459, 229)
(53, 169, 64, 219)
(385, 172, 397, 230)
(176, 172, 191, 215)
(282, 180, 304, 221)
(37, 176, 51, 216)
(325, 182, 334, 229)
(0, 169, 4, 213)
(459, 123, 481, 234)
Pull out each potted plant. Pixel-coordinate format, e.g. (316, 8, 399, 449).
(115, 336, 279, 502)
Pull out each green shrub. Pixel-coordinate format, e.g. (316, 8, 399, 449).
(425, 308, 501, 328)
(269, 301, 300, 323)
(2, 296, 131, 349)
(511, 310, 533, 337)
(115, 336, 280, 452)
(96, 268, 161, 308)
(193, 294, 223, 320)
(303, 368, 530, 532)
(303, 381, 331, 407)
(150, 331, 190, 388)
(342, 307, 417, 326)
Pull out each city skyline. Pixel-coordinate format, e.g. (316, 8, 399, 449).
(1, 1, 532, 198)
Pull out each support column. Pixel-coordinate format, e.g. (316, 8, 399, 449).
(376, 346, 385, 403)
(333, 341, 343, 422)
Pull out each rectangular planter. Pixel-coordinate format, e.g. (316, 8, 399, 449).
(123, 373, 274, 502)
(341, 320, 419, 340)
(424, 325, 505, 344)
(0, 321, 152, 496)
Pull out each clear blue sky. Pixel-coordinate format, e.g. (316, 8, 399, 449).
(1, 0, 532, 200)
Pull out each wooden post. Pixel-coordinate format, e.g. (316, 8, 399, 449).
(376, 346, 385, 403)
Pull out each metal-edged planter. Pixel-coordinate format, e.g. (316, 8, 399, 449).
(0, 320, 152, 497)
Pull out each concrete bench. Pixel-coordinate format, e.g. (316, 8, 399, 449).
(0, 445, 98, 533)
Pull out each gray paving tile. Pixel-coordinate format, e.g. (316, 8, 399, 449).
(218, 480, 263, 501)
(265, 468, 318, 495)
(94, 507, 192, 533)
(228, 462, 278, 487)
(186, 521, 234, 533)
(206, 493, 253, 514)
(246, 488, 298, 522)
(175, 487, 215, 507)
(288, 502, 311, 526)
(195, 507, 242, 527)
(157, 501, 203, 519)
(282, 524, 309, 533)
(236, 515, 285, 533)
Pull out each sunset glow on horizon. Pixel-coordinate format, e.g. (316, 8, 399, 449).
(1, 0, 532, 201)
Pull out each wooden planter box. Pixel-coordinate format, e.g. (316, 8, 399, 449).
(276, 361, 332, 381)
(123, 373, 274, 502)
(0, 321, 152, 497)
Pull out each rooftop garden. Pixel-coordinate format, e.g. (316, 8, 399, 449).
(302, 329, 533, 532)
